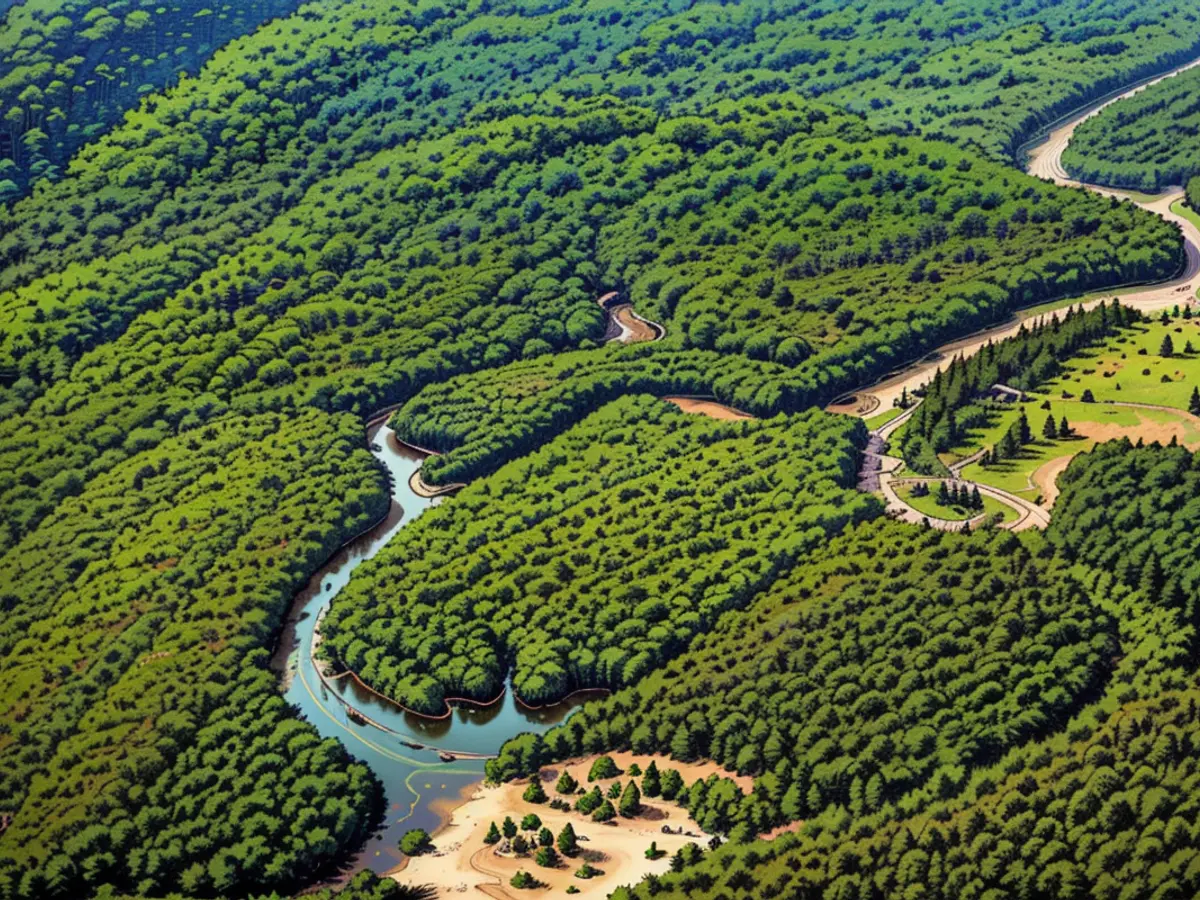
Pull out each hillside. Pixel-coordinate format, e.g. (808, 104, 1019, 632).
(3, 2, 1200, 900)
(1062, 63, 1200, 191)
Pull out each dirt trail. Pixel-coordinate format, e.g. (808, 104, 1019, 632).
(835, 55, 1200, 420)
(663, 396, 754, 420)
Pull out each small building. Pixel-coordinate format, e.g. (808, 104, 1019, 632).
(986, 383, 1025, 403)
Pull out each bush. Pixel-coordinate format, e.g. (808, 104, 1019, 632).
(399, 829, 432, 857)
(588, 756, 621, 782)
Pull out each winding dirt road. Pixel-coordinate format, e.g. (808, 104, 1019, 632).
(836, 56, 1200, 526)
(844, 55, 1200, 418)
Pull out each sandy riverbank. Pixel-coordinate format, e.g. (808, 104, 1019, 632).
(396, 752, 752, 898)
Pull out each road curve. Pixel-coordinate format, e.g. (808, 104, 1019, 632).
(841, 55, 1200, 418)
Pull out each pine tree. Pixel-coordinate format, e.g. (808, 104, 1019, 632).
(641, 761, 661, 797)
(523, 780, 547, 804)
(1139, 554, 1163, 596)
(660, 769, 684, 800)
(1018, 409, 1032, 444)
(1059, 415, 1070, 437)
(557, 823, 578, 856)
(535, 846, 558, 868)
(937, 481, 951, 506)
(485, 822, 501, 845)
(503, 817, 517, 839)
(1190, 387, 1200, 416)
(555, 771, 578, 794)
(538, 827, 554, 848)
(1043, 414, 1057, 440)
(1161, 334, 1175, 358)
(619, 780, 642, 817)
(971, 486, 983, 510)
(670, 725, 692, 761)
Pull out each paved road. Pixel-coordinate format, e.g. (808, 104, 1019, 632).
(837, 54, 1200, 419)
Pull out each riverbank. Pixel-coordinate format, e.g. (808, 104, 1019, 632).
(397, 753, 752, 898)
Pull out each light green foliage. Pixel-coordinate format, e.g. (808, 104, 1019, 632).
(324, 396, 879, 715)
(399, 829, 432, 857)
(1064, 64, 1200, 190)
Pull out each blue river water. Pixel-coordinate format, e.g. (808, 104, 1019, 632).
(271, 422, 591, 874)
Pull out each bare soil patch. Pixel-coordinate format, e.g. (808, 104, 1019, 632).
(663, 397, 755, 421)
(397, 752, 751, 898)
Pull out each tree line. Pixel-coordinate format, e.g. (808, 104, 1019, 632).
(500, 435, 1200, 900)
(0, 0, 304, 201)
(487, 521, 1117, 837)
(1062, 62, 1200, 191)
(899, 300, 1139, 473)
(0, 411, 391, 899)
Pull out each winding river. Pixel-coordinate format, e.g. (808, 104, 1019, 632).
(269, 421, 592, 877)
(269, 54, 1200, 885)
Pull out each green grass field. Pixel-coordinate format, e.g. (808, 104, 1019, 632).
(1170, 198, 1200, 234)
(959, 398, 1200, 497)
(865, 407, 904, 431)
(895, 481, 1020, 525)
(1042, 318, 1200, 409)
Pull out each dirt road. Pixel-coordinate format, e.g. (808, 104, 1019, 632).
(839, 55, 1200, 418)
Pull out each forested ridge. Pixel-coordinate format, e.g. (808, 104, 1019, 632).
(321, 396, 878, 713)
(5, 1, 1200, 898)
(488, 522, 1121, 834)
(0, 412, 390, 897)
(0, 0, 305, 199)
(1062, 63, 1200, 191)
(491, 442, 1200, 900)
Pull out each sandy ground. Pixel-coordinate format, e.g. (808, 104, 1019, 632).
(1025, 411, 1200, 507)
(663, 397, 755, 421)
(826, 393, 880, 417)
(396, 752, 753, 898)
(612, 305, 661, 343)
(1071, 415, 1200, 448)
(1030, 454, 1075, 507)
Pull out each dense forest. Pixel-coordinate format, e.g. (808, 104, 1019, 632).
(0, 0, 304, 198)
(1062, 64, 1200, 191)
(899, 299, 1140, 472)
(1, 91, 1178, 544)
(321, 396, 878, 713)
(500, 440, 1200, 900)
(5, 1, 1200, 898)
(488, 521, 1120, 836)
(0, 412, 390, 898)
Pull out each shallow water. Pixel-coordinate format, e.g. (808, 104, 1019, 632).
(271, 423, 590, 874)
